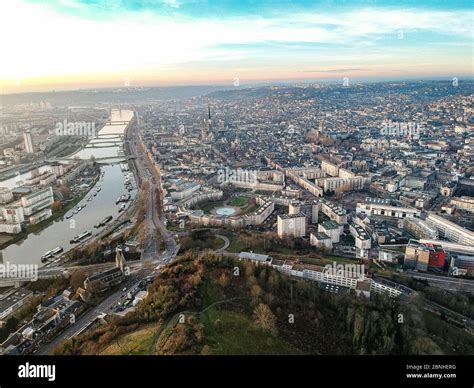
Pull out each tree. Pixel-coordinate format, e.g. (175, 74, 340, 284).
(214, 319, 223, 332)
(86, 240, 100, 256)
(268, 272, 280, 291)
(57, 185, 71, 200)
(253, 303, 276, 332)
(137, 224, 148, 247)
(218, 272, 230, 289)
(250, 284, 262, 302)
(69, 269, 87, 289)
(51, 201, 63, 212)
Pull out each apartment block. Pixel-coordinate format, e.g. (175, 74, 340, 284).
(356, 201, 420, 219)
(289, 200, 319, 223)
(349, 223, 371, 250)
(318, 221, 343, 243)
(320, 199, 347, 224)
(403, 216, 439, 240)
(277, 213, 307, 238)
(425, 213, 474, 246)
(0, 186, 54, 234)
(310, 232, 333, 250)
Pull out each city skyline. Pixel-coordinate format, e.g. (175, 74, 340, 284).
(1, 0, 473, 94)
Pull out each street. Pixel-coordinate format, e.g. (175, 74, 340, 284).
(36, 113, 179, 355)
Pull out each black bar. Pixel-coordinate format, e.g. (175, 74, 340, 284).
(0, 355, 472, 387)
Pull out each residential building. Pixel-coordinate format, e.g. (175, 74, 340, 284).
(277, 213, 307, 238)
(318, 220, 343, 243)
(310, 232, 333, 250)
(450, 196, 474, 213)
(289, 200, 319, 223)
(349, 223, 371, 250)
(403, 216, 438, 240)
(425, 213, 474, 246)
(320, 199, 347, 224)
(404, 241, 431, 272)
(356, 201, 420, 219)
(23, 131, 34, 153)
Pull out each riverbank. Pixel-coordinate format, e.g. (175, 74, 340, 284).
(0, 162, 49, 183)
(0, 168, 101, 251)
(0, 109, 136, 266)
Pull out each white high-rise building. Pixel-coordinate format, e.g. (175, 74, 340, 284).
(23, 131, 34, 153)
(277, 214, 307, 238)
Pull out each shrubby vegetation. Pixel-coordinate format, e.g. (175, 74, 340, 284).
(179, 229, 224, 252)
(392, 275, 474, 319)
(53, 252, 474, 355)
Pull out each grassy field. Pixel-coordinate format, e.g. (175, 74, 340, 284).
(200, 200, 225, 213)
(368, 261, 401, 276)
(180, 236, 225, 252)
(203, 281, 299, 354)
(227, 235, 247, 253)
(151, 279, 301, 355)
(228, 196, 248, 207)
(101, 324, 162, 355)
(200, 308, 301, 355)
(199, 280, 300, 355)
(297, 255, 358, 266)
(0, 234, 14, 246)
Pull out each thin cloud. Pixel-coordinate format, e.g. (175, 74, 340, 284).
(302, 68, 370, 73)
(0, 0, 472, 91)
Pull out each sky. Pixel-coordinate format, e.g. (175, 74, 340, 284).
(0, 0, 473, 93)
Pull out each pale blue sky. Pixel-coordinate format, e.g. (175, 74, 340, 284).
(1, 0, 472, 92)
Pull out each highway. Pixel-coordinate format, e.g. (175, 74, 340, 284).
(129, 115, 179, 264)
(374, 273, 474, 331)
(405, 270, 474, 294)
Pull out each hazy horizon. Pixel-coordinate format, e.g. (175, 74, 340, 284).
(1, 0, 472, 94)
(2, 75, 474, 97)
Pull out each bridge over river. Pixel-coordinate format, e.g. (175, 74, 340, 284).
(46, 155, 135, 163)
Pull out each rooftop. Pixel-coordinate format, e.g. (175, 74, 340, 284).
(320, 220, 340, 230)
(239, 251, 272, 263)
(278, 213, 306, 220)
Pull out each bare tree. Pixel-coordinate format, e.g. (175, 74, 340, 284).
(253, 303, 277, 331)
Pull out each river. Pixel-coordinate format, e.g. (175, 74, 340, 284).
(0, 109, 136, 266)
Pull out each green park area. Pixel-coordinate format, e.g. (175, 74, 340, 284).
(228, 196, 248, 207)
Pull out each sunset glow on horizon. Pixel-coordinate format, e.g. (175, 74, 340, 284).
(1, 0, 473, 94)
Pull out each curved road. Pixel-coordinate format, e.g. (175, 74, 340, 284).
(213, 234, 230, 253)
